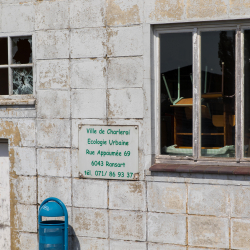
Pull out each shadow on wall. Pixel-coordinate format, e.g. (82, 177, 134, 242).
(151, 171, 248, 182)
(69, 225, 81, 250)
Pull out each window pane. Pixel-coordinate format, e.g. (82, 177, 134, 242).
(160, 32, 193, 156)
(12, 37, 32, 64)
(0, 38, 8, 65)
(12, 67, 33, 95)
(201, 31, 235, 157)
(244, 30, 250, 157)
(0, 68, 9, 95)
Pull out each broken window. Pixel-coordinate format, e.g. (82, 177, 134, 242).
(13, 68, 33, 95)
(0, 36, 33, 95)
(12, 37, 32, 64)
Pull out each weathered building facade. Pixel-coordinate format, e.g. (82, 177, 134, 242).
(1, 0, 250, 249)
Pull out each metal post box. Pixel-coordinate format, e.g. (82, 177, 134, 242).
(38, 197, 68, 250)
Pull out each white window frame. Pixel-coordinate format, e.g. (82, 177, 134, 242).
(154, 20, 250, 166)
(0, 32, 35, 99)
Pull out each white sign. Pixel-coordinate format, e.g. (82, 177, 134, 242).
(79, 125, 139, 180)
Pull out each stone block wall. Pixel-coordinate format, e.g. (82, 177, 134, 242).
(1, 0, 250, 249)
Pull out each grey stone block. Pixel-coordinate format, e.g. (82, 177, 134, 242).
(38, 148, 71, 177)
(38, 177, 72, 206)
(188, 215, 229, 248)
(108, 88, 143, 118)
(231, 219, 250, 250)
(148, 213, 186, 245)
(73, 207, 108, 238)
(37, 119, 70, 147)
(109, 181, 146, 211)
(147, 182, 186, 213)
(73, 179, 107, 208)
(188, 184, 229, 216)
(108, 57, 143, 89)
(71, 89, 106, 119)
(110, 210, 146, 241)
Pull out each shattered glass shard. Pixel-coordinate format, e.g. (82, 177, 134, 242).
(12, 36, 32, 64)
(13, 67, 33, 95)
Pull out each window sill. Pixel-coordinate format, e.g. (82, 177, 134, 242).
(0, 98, 35, 106)
(150, 164, 250, 175)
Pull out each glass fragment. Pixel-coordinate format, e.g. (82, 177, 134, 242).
(13, 67, 33, 95)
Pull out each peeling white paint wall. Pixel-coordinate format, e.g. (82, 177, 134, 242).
(0, 142, 10, 250)
(1, 0, 250, 249)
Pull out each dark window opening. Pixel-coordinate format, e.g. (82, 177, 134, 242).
(0, 38, 8, 65)
(244, 30, 250, 157)
(0, 69, 9, 95)
(12, 37, 32, 64)
(201, 30, 235, 157)
(160, 32, 193, 156)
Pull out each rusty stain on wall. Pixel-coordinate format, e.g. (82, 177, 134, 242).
(229, 0, 241, 15)
(0, 121, 21, 147)
(128, 182, 143, 194)
(107, 0, 140, 26)
(107, 90, 115, 117)
(229, 0, 250, 15)
(74, 209, 107, 236)
(38, 67, 68, 90)
(9, 148, 20, 250)
(0, 121, 30, 249)
(112, 212, 144, 238)
(40, 121, 55, 132)
(186, 0, 227, 19)
(237, 0, 250, 8)
(149, 0, 185, 21)
(232, 220, 250, 248)
(75, 214, 91, 231)
(107, 29, 118, 56)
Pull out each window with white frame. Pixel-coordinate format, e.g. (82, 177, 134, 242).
(155, 22, 250, 161)
(0, 36, 33, 95)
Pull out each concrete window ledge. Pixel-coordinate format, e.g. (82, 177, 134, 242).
(150, 164, 250, 175)
(0, 98, 36, 106)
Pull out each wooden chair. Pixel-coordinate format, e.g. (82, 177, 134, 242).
(202, 62, 235, 146)
(162, 62, 235, 148)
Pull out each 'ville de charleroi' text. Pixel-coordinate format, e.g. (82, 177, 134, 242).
(86, 127, 130, 147)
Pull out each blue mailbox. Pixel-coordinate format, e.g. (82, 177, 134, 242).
(38, 197, 68, 250)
